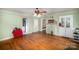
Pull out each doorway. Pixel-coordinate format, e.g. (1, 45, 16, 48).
(42, 19, 46, 33)
(22, 18, 29, 34)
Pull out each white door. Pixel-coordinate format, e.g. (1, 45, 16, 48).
(58, 15, 73, 38)
(33, 19, 39, 32)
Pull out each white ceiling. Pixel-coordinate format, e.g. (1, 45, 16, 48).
(1, 8, 77, 13)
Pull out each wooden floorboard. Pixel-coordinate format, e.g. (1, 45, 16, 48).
(0, 32, 78, 50)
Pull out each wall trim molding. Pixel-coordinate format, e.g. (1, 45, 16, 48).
(0, 36, 13, 41)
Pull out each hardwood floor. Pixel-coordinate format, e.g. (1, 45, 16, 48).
(0, 32, 78, 50)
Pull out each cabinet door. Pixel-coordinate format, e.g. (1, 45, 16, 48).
(58, 15, 73, 38)
(65, 15, 73, 38)
(58, 16, 65, 36)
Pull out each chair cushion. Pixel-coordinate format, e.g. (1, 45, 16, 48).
(12, 29, 23, 38)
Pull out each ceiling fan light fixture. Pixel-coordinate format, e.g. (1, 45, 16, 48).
(34, 13, 37, 16)
(37, 14, 41, 17)
(34, 13, 41, 17)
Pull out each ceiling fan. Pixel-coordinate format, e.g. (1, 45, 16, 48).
(34, 8, 47, 15)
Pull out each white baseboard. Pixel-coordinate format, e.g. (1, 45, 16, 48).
(0, 36, 13, 41)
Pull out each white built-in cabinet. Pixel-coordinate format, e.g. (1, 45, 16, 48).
(58, 15, 73, 38)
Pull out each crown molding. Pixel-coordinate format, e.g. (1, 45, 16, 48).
(47, 8, 79, 15)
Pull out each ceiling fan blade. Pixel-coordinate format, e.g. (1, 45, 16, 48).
(34, 8, 47, 15)
(40, 11, 47, 13)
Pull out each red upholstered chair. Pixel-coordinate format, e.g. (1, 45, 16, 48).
(12, 28, 23, 38)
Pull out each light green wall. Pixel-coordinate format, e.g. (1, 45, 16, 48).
(0, 10, 23, 40)
(46, 10, 79, 35)
(27, 16, 34, 34)
(0, 10, 43, 40)
(0, 15, 2, 39)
